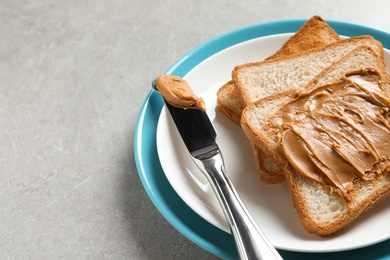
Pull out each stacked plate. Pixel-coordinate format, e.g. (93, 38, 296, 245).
(135, 19, 390, 260)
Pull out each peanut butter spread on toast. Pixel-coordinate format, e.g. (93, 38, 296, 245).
(269, 69, 390, 202)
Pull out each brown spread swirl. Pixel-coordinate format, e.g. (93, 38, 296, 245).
(268, 69, 390, 202)
(155, 74, 206, 111)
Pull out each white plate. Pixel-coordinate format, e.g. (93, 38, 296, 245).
(156, 33, 390, 252)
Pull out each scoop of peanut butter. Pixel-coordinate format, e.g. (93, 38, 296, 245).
(155, 74, 206, 111)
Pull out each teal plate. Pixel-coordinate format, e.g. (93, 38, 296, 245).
(134, 19, 390, 260)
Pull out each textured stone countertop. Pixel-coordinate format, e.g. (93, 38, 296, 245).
(2, 0, 390, 259)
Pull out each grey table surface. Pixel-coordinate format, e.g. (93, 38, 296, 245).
(2, 0, 390, 259)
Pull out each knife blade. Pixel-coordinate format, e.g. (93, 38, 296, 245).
(152, 78, 282, 260)
(165, 102, 219, 159)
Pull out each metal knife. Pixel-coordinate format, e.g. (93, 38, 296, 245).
(152, 79, 283, 260)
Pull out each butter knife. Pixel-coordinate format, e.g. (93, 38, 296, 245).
(152, 79, 282, 260)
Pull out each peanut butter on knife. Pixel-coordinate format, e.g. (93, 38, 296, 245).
(155, 74, 206, 112)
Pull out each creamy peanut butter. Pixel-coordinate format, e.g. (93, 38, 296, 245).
(269, 69, 390, 202)
(155, 74, 206, 111)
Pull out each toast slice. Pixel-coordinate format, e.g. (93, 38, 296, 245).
(217, 16, 340, 125)
(282, 68, 390, 236)
(241, 46, 390, 235)
(217, 16, 340, 184)
(234, 36, 385, 105)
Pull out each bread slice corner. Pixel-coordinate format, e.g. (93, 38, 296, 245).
(285, 158, 390, 236)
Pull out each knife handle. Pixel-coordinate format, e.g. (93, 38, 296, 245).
(197, 149, 283, 260)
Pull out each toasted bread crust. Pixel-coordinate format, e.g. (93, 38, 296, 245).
(266, 16, 340, 60)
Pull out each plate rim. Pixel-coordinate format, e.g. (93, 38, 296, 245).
(134, 18, 390, 258)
